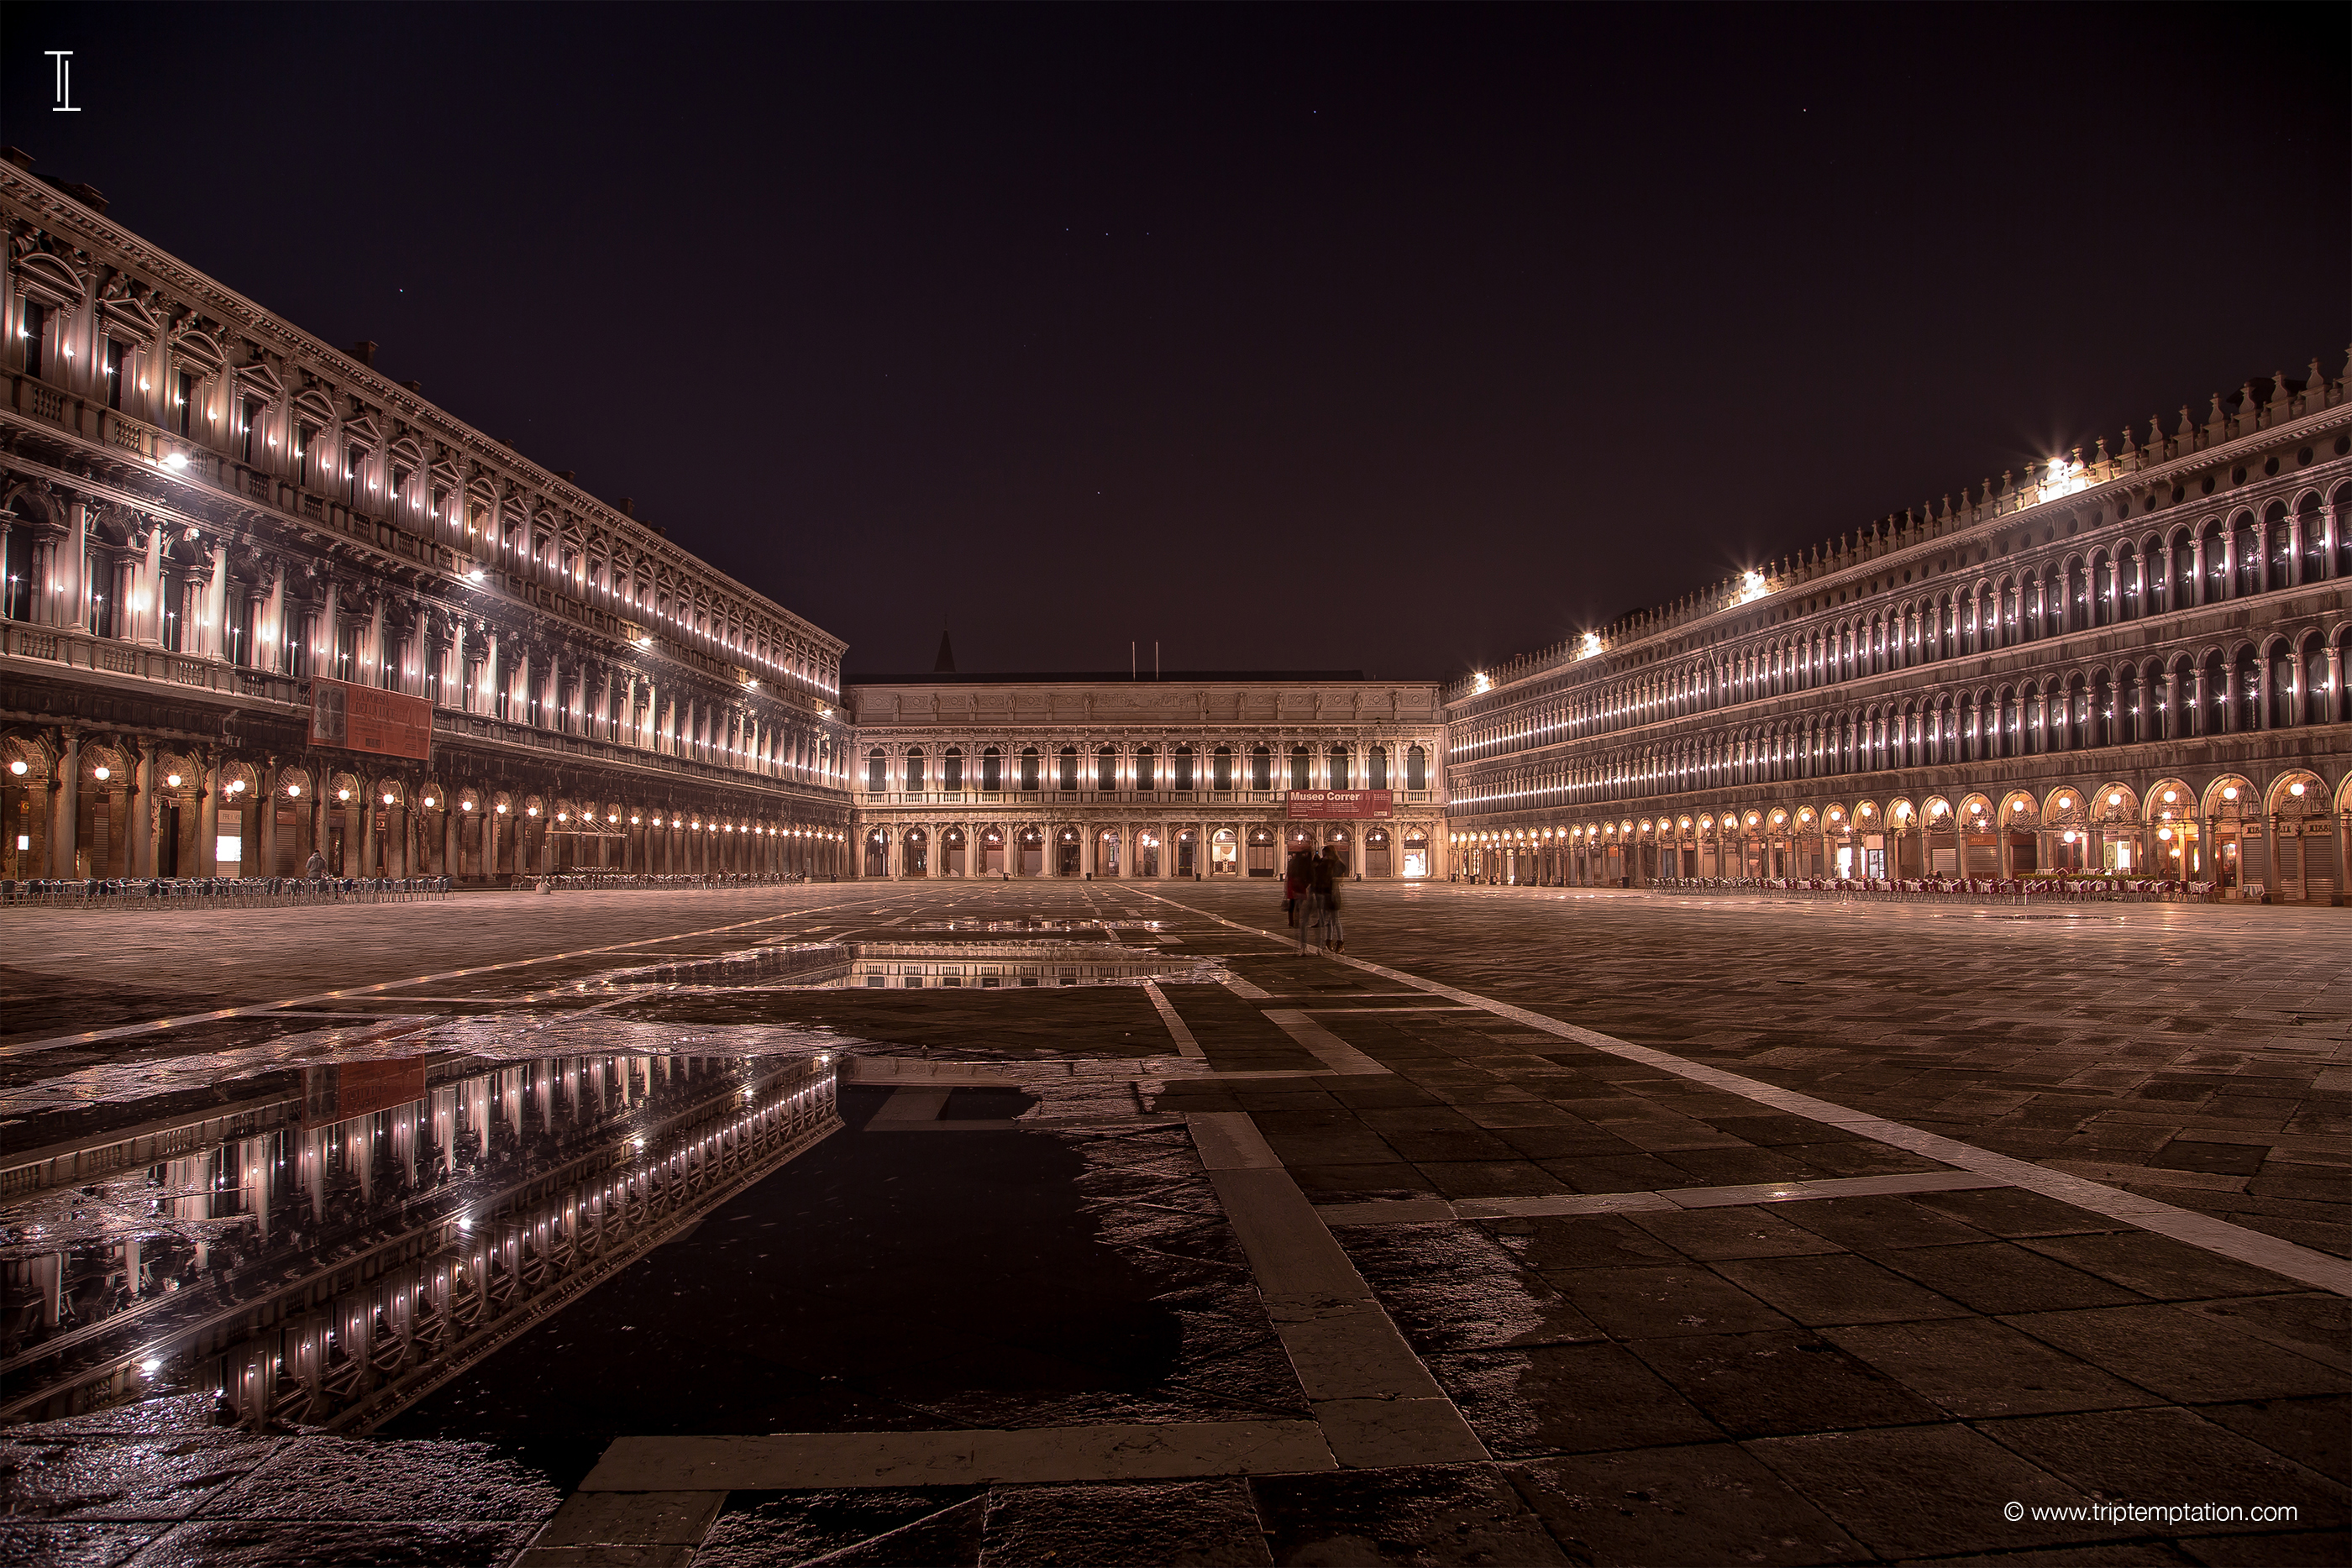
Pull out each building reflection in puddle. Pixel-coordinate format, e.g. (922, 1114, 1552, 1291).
(601, 941, 1218, 991)
(1, 1046, 840, 1431)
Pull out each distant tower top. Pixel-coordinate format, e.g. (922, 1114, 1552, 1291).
(933, 624, 956, 674)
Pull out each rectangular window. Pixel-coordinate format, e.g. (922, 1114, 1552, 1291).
(1175, 750, 1192, 789)
(176, 371, 196, 436)
(944, 752, 963, 790)
(103, 337, 124, 409)
(1252, 749, 1270, 790)
(1370, 747, 1388, 789)
(1289, 749, 1310, 790)
(1058, 751, 1078, 791)
(1020, 751, 1037, 791)
(1136, 751, 1154, 790)
(21, 302, 45, 380)
(240, 397, 260, 464)
(982, 751, 1000, 790)
(1213, 750, 1231, 790)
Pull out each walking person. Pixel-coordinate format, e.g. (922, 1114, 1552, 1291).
(1314, 843, 1347, 953)
(1292, 846, 1323, 954)
(1284, 846, 1311, 930)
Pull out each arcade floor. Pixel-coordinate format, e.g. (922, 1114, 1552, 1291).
(1, 880, 2344, 1565)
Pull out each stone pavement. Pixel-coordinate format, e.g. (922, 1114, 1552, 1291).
(1, 880, 2344, 1565)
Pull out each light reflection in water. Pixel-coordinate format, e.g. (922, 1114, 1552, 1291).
(2, 1046, 839, 1430)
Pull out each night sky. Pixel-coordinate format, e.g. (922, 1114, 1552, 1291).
(5, 4, 2344, 682)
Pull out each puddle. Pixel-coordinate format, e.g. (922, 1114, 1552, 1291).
(2, 1041, 841, 1430)
(592, 941, 1221, 992)
(382, 1061, 1297, 1440)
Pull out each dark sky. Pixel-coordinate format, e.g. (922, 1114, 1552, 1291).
(5, 4, 2344, 681)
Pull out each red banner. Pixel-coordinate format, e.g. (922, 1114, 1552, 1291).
(309, 677, 433, 762)
(1286, 789, 1394, 821)
(304, 1059, 429, 1127)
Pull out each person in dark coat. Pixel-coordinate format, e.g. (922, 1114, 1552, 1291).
(1284, 847, 1311, 927)
(1312, 845, 1347, 952)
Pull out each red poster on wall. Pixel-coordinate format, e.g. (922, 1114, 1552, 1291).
(1285, 789, 1394, 821)
(309, 677, 433, 762)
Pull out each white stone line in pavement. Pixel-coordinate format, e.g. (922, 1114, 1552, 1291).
(1186, 1111, 1488, 1468)
(1294, 1004, 1482, 1013)
(1134, 889, 2352, 1300)
(1143, 982, 1208, 1059)
(1263, 1010, 1392, 1076)
(579, 1419, 1336, 1491)
(522, 1492, 730, 1554)
(1316, 1171, 2013, 1226)
(0, 891, 880, 1058)
(1221, 976, 1274, 1000)
(869, 1087, 952, 1122)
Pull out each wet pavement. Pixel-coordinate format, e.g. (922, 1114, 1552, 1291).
(1, 880, 2344, 1564)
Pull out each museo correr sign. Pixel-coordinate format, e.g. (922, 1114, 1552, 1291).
(1285, 789, 1394, 821)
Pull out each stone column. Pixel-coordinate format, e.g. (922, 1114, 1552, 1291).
(50, 729, 80, 877)
(130, 742, 155, 878)
(196, 758, 218, 878)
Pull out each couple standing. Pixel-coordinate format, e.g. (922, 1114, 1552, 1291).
(1284, 844, 1347, 954)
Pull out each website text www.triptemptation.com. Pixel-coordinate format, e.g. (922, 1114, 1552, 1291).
(2003, 1502, 2300, 1526)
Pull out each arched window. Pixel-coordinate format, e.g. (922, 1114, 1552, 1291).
(1136, 745, 1156, 790)
(1369, 745, 1389, 789)
(1173, 745, 1194, 790)
(1289, 745, 1310, 790)
(866, 747, 886, 793)
(1213, 745, 1233, 790)
(981, 745, 1001, 791)
(1096, 744, 1117, 791)
(1329, 744, 1350, 790)
(942, 746, 963, 791)
(1020, 746, 1039, 791)
(905, 747, 925, 790)
(1059, 745, 1079, 791)
(1406, 745, 1426, 790)
(1251, 744, 1271, 790)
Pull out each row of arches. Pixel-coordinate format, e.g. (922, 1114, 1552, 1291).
(1455, 769, 2346, 899)
(1453, 486, 2346, 763)
(858, 819, 1436, 880)
(1453, 627, 2351, 813)
(0, 733, 847, 884)
(865, 740, 1431, 796)
(7, 235, 840, 697)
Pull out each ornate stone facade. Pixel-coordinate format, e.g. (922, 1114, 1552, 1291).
(2, 165, 853, 882)
(1441, 363, 2352, 901)
(848, 674, 1447, 880)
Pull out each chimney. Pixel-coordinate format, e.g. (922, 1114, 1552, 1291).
(401, 380, 423, 395)
(57, 181, 108, 214)
(617, 497, 634, 517)
(350, 340, 378, 368)
(556, 470, 576, 483)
